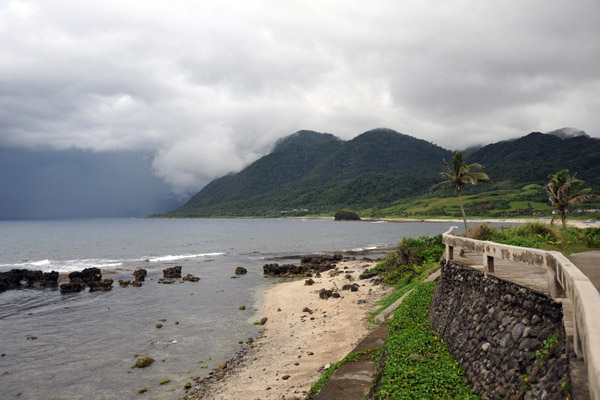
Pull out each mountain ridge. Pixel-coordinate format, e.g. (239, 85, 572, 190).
(164, 128, 599, 217)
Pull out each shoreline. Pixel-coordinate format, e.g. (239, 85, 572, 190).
(187, 259, 391, 400)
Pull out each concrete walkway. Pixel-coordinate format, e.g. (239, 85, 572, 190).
(569, 251, 600, 293)
(312, 322, 389, 400)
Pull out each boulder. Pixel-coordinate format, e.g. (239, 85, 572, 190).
(60, 282, 86, 294)
(235, 267, 248, 275)
(319, 289, 333, 299)
(69, 268, 102, 284)
(350, 283, 360, 292)
(133, 269, 147, 282)
(88, 278, 113, 292)
(163, 266, 182, 278)
(305, 278, 315, 286)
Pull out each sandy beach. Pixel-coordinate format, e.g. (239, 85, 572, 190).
(189, 259, 390, 400)
(363, 217, 600, 229)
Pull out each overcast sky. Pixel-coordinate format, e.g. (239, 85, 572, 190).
(2, 0, 600, 202)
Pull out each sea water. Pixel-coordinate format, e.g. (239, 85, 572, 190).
(0, 218, 463, 399)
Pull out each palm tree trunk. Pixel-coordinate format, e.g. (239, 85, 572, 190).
(561, 209, 567, 229)
(458, 190, 468, 233)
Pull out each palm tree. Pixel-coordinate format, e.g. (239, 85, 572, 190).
(431, 151, 491, 232)
(546, 169, 597, 229)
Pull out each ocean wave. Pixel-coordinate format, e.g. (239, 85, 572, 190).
(148, 252, 225, 263)
(0, 259, 124, 274)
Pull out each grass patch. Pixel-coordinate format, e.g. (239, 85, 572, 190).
(305, 348, 380, 399)
(373, 282, 479, 400)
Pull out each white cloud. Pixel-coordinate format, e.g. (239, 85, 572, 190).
(1, 0, 599, 196)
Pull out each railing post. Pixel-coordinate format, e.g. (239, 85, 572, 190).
(484, 255, 495, 273)
(546, 269, 566, 298)
(446, 245, 454, 260)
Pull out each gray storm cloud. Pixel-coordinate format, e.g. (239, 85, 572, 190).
(1, 0, 599, 197)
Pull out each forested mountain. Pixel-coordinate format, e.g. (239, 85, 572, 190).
(167, 129, 451, 216)
(163, 128, 600, 217)
(470, 132, 600, 190)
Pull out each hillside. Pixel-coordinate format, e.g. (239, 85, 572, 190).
(163, 128, 600, 218)
(167, 129, 452, 216)
(470, 132, 600, 190)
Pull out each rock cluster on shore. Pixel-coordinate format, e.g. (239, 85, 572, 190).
(0, 269, 59, 291)
(60, 267, 113, 293)
(263, 254, 343, 276)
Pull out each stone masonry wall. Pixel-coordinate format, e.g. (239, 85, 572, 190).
(429, 260, 570, 400)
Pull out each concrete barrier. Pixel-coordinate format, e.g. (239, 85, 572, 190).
(442, 226, 600, 400)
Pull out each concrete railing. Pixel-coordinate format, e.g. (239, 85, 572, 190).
(442, 226, 600, 400)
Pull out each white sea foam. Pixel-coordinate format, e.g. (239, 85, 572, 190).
(148, 253, 225, 263)
(0, 259, 123, 274)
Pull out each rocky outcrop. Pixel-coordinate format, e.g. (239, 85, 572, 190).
(0, 269, 59, 291)
(88, 278, 113, 292)
(429, 260, 569, 399)
(163, 266, 182, 278)
(133, 268, 147, 281)
(264, 254, 342, 276)
(183, 274, 200, 282)
(69, 268, 102, 284)
(60, 282, 86, 294)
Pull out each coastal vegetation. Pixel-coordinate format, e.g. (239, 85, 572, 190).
(466, 222, 600, 255)
(546, 169, 599, 228)
(430, 150, 491, 231)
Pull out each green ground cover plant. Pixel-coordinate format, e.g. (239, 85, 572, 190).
(373, 282, 479, 400)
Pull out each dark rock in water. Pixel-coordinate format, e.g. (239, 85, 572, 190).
(301, 254, 342, 265)
(132, 357, 155, 369)
(118, 280, 131, 287)
(60, 282, 86, 294)
(235, 267, 247, 275)
(133, 269, 147, 282)
(69, 268, 102, 284)
(334, 209, 361, 221)
(263, 263, 306, 276)
(183, 274, 200, 282)
(0, 269, 59, 291)
(158, 278, 175, 284)
(304, 279, 315, 286)
(163, 266, 182, 278)
(319, 289, 333, 299)
(350, 283, 360, 292)
(88, 278, 113, 292)
(131, 281, 142, 287)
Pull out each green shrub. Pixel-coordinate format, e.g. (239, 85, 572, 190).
(583, 228, 600, 247)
